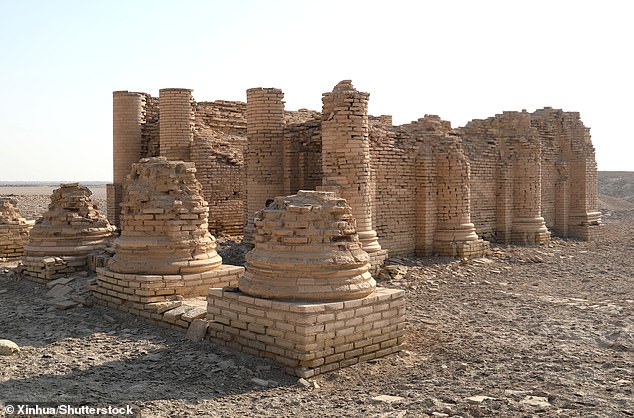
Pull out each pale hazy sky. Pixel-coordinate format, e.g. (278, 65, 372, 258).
(0, 0, 632, 181)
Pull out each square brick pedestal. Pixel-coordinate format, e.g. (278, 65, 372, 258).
(93, 264, 244, 313)
(206, 287, 405, 378)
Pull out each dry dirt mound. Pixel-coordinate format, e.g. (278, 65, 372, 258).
(598, 194, 634, 211)
(598, 171, 634, 204)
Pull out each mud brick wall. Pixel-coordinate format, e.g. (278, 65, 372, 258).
(111, 85, 601, 251)
(369, 124, 417, 256)
(196, 101, 247, 137)
(191, 100, 247, 235)
(459, 120, 499, 240)
(141, 94, 160, 158)
(283, 110, 322, 195)
(531, 107, 600, 239)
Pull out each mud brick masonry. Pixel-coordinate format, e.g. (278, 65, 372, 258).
(108, 80, 602, 262)
(207, 191, 404, 377)
(21, 184, 114, 283)
(93, 157, 243, 322)
(0, 197, 34, 260)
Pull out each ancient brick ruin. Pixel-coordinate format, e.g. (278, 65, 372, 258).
(22, 183, 114, 282)
(0, 197, 34, 260)
(207, 191, 405, 377)
(94, 157, 243, 325)
(108, 81, 601, 263)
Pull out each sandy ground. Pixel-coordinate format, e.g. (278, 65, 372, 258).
(1, 204, 632, 417)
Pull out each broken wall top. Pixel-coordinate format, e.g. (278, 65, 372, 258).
(0, 197, 29, 225)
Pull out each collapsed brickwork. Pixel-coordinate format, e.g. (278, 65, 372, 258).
(207, 191, 405, 377)
(239, 191, 376, 301)
(109, 81, 601, 259)
(0, 197, 34, 260)
(94, 157, 243, 315)
(22, 183, 114, 282)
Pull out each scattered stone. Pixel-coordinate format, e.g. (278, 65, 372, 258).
(45, 285, 74, 299)
(146, 301, 183, 314)
(0, 289, 7, 294)
(296, 378, 312, 388)
(372, 395, 404, 403)
(103, 314, 116, 323)
(250, 378, 270, 387)
(186, 319, 209, 342)
(467, 395, 494, 403)
(70, 294, 88, 305)
(52, 299, 79, 310)
(0, 339, 20, 355)
(521, 396, 551, 408)
(46, 276, 76, 289)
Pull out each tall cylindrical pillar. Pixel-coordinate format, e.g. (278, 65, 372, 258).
(243, 87, 285, 243)
(321, 80, 382, 254)
(159, 88, 194, 161)
(111, 91, 145, 227)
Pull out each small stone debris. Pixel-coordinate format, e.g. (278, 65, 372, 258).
(466, 395, 494, 403)
(103, 314, 116, 323)
(520, 396, 550, 408)
(52, 299, 79, 310)
(372, 395, 404, 403)
(296, 378, 312, 388)
(45, 284, 74, 299)
(250, 378, 270, 387)
(46, 276, 76, 289)
(185, 319, 208, 342)
(0, 339, 20, 355)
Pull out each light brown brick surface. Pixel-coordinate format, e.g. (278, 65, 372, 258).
(206, 287, 405, 378)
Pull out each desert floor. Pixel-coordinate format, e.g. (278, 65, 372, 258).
(0, 177, 632, 417)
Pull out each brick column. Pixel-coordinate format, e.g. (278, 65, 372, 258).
(432, 142, 488, 257)
(243, 87, 285, 244)
(159, 88, 194, 161)
(510, 115, 550, 244)
(321, 80, 382, 255)
(110, 91, 145, 227)
(415, 155, 436, 257)
(554, 162, 569, 237)
(495, 161, 513, 243)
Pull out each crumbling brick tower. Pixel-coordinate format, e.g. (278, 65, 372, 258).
(320, 81, 388, 269)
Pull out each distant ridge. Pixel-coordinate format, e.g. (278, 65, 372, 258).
(0, 181, 108, 187)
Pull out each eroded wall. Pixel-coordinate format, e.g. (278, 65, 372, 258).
(110, 85, 601, 257)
